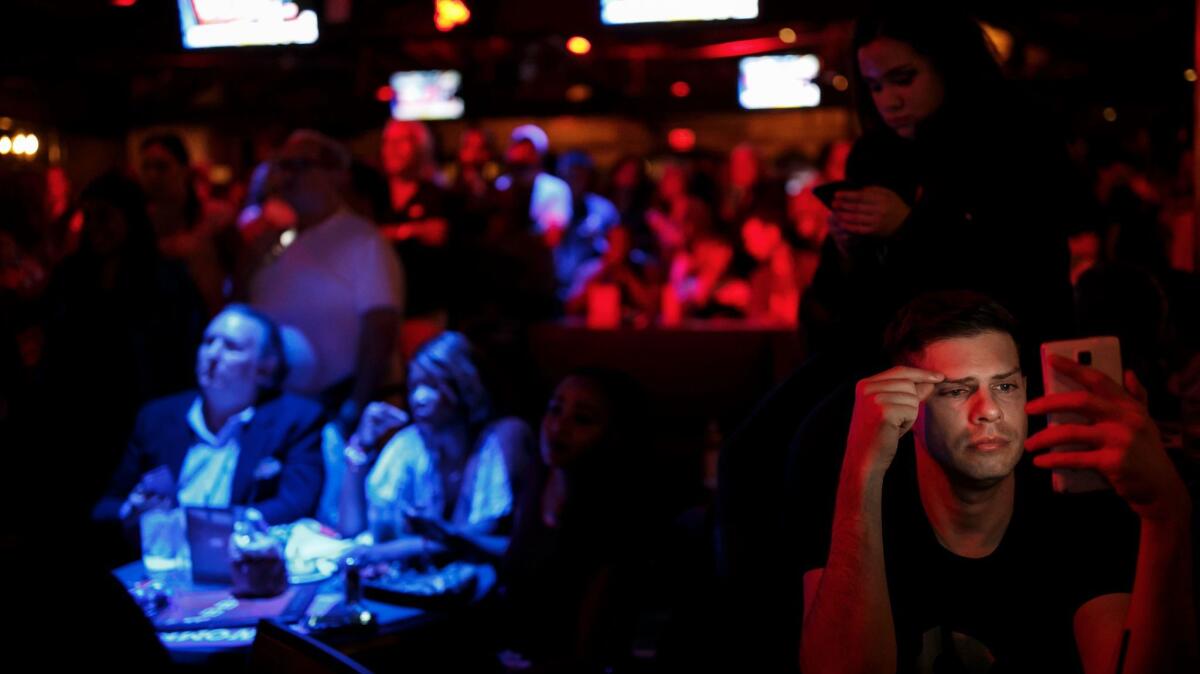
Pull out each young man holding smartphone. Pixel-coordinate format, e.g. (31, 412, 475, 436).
(797, 291, 1196, 674)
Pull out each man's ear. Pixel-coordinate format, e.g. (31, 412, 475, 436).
(256, 354, 280, 388)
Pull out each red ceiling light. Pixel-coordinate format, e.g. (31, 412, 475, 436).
(670, 81, 691, 98)
(566, 36, 592, 56)
(111, 0, 137, 6)
(434, 0, 471, 32)
(375, 85, 394, 103)
(668, 128, 696, 153)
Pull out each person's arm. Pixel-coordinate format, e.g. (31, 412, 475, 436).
(407, 513, 510, 561)
(798, 367, 943, 674)
(251, 401, 325, 525)
(379, 218, 450, 247)
(342, 308, 400, 433)
(338, 444, 372, 538)
(93, 407, 155, 525)
(1027, 357, 1199, 674)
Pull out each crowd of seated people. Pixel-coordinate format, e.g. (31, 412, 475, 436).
(1, 5, 1200, 672)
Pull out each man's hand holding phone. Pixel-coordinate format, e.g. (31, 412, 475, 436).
(1026, 355, 1190, 522)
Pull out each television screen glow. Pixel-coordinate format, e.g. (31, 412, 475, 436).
(738, 54, 822, 110)
(601, 0, 758, 25)
(178, 0, 319, 50)
(390, 71, 466, 121)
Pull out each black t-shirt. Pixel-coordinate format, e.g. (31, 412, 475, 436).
(797, 440, 1139, 674)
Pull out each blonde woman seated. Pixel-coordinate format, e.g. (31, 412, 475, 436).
(338, 332, 533, 563)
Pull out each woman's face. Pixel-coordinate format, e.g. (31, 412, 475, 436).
(140, 143, 190, 202)
(540, 377, 612, 469)
(858, 36, 946, 139)
(458, 129, 490, 167)
(741, 216, 781, 262)
(408, 364, 459, 428)
(381, 122, 419, 178)
(658, 165, 687, 201)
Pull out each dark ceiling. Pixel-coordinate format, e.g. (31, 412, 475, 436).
(0, 1, 1192, 135)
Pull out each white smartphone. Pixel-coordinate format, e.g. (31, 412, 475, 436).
(1040, 337, 1123, 493)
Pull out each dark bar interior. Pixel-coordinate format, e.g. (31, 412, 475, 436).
(1, 1, 1198, 672)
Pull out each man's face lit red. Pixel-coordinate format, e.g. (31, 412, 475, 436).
(505, 139, 539, 171)
(912, 331, 1027, 486)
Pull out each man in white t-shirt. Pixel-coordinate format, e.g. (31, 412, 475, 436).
(251, 130, 404, 432)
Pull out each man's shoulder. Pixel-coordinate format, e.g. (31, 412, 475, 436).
(137, 391, 198, 423)
(255, 392, 326, 424)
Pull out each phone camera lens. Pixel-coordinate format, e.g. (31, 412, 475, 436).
(1077, 351, 1092, 366)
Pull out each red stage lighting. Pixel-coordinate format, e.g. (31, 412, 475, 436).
(668, 128, 696, 153)
(375, 85, 394, 103)
(670, 81, 691, 98)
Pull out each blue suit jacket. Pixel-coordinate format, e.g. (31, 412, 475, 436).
(93, 390, 326, 526)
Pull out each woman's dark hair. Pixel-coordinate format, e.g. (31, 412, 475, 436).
(411, 331, 493, 427)
(883, 290, 1021, 366)
(140, 132, 202, 227)
(140, 133, 190, 167)
(560, 367, 649, 458)
(851, 4, 1007, 134)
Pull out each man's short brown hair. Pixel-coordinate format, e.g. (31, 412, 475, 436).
(883, 291, 1021, 366)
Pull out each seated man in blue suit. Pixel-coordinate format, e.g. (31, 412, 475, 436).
(94, 304, 325, 534)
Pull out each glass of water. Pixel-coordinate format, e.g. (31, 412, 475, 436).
(140, 508, 192, 588)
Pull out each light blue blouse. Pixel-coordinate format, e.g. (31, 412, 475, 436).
(364, 422, 515, 540)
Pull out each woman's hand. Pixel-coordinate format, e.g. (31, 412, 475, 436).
(831, 187, 911, 238)
(403, 510, 456, 543)
(350, 402, 409, 449)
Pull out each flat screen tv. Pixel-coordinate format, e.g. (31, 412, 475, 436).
(178, 0, 319, 50)
(390, 70, 466, 121)
(738, 54, 822, 110)
(601, 0, 758, 25)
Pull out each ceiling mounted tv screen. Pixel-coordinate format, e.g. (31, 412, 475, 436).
(179, 0, 319, 50)
(601, 0, 758, 25)
(390, 70, 466, 121)
(738, 54, 822, 110)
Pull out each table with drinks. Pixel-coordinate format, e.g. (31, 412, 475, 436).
(119, 507, 491, 666)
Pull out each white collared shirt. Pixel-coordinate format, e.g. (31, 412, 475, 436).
(177, 397, 256, 509)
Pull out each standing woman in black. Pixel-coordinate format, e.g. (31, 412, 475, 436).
(801, 6, 1078, 360)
